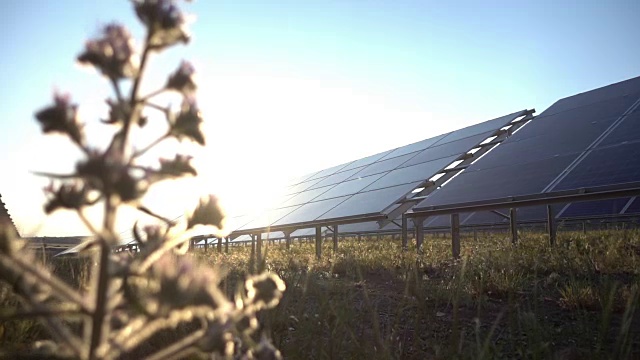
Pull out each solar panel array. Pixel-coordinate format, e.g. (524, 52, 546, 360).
(415, 76, 640, 217)
(232, 110, 530, 233)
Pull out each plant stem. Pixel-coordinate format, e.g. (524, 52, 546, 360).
(88, 195, 117, 360)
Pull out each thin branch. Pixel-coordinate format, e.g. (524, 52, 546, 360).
(110, 78, 125, 104)
(0, 308, 84, 321)
(145, 326, 206, 360)
(3, 255, 93, 314)
(131, 133, 170, 159)
(137, 205, 176, 226)
(31, 171, 79, 179)
(144, 101, 171, 114)
(139, 87, 168, 103)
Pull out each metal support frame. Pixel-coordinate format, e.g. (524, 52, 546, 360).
(414, 217, 425, 253)
(547, 205, 556, 246)
(401, 214, 409, 250)
(509, 208, 518, 244)
(225, 237, 229, 253)
(250, 235, 256, 273)
(285, 231, 292, 250)
(217, 237, 222, 253)
(451, 213, 461, 259)
(333, 225, 339, 253)
(315, 226, 322, 259)
(256, 233, 263, 264)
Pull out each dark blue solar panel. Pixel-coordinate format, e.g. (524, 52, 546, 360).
(307, 167, 366, 190)
(417, 154, 577, 208)
(416, 77, 640, 214)
(313, 174, 385, 201)
(624, 197, 640, 214)
(554, 142, 640, 191)
(364, 154, 459, 192)
(351, 152, 419, 178)
(285, 177, 325, 195)
(539, 77, 640, 117)
(471, 96, 635, 170)
(400, 131, 493, 168)
(380, 134, 449, 159)
(317, 182, 423, 220)
(280, 186, 334, 207)
(339, 150, 395, 172)
(560, 198, 631, 218)
(272, 196, 351, 226)
(432, 110, 524, 144)
(305, 162, 353, 181)
(597, 110, 640, 147)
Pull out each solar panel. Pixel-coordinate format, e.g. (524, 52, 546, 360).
(317, 182, 423, 221)
(624, 197, 640, 214)
(559, 198, 631, 218)
(233, 110, 529, 233)
(415, 76, 640, 212)
(312, 173, 386, 201)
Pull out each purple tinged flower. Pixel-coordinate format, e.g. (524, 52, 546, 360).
(169, 96, 205, 145)
(35, 92, 85, 147)
(133, 0, 190, 50)
(78, 23, 138, 79)
(166, 60, 196, 94)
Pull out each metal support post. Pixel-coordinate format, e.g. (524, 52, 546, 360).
(414, 217, 425, 253)
(333, 225, 339, 253)
(217, 237, 222, 253)
(547, 205, 556, 246)
(401, 214, 409, 250)
(225, 237, 229, 253)
(510, 208, 518, 244)
(256, 233, 263, 265)
(285, 232, 291, 250)
(315, 226, 322, 259)
(451, 213, 461, 259)
(250, 235, 256, 273)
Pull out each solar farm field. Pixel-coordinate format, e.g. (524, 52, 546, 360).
(4, 230, 639, 359)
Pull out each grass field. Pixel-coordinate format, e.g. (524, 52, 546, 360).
(2, 229, 640, 359)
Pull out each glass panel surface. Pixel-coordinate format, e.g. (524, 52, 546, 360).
(364, 154, 459, 191)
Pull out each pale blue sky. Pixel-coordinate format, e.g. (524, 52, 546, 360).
(1, 0, 639, 236)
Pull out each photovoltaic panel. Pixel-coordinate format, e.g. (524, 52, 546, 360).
(430, 111, 520, 144)
(415, 76, 640, 213)
(399, 131, 495, 168)
(379, 134, 449, 159)
(305, 162, 352, 182)
(280, 186, 334, 207)
(363, 154, 460, 192)
(348, 152, 418, 178)
(559, 198, 631, 218)
(307, 167, 365, 190)
(272, 196, 351, 226)
(317, 182, 423, 221)
(284, 177, 325, 195)
(237, 205, 301, 230)
(339, 150, 395, 172)
(234, 110, 529, 233)
(553, 142, 640, 191)
(624, 197, 640, 214)
(312, 173, 386, 201)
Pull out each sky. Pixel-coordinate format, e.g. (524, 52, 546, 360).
(0, 0, 639, 237)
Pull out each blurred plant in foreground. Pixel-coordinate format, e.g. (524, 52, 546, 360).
(0, 1, 284, 359)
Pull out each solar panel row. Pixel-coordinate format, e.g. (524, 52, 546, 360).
(234, 110, 530, 233)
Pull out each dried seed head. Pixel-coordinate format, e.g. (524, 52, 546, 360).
(35, 92, 85, 146)
(78, 23, 138, 79)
